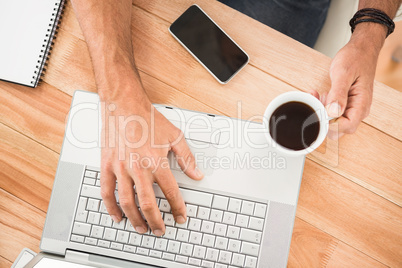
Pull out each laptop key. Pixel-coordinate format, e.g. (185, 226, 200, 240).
(136, 247, 149, 256)
(116, 230, 129, 244)
(188, 218, 202, 231)
(164, 226, 177, 240)
(71, 234, 84, 243)
(103, 228, 117, 241)
(202, 234, 216, 247)
(90, 226, 104, 239)
(112, 218, 126, 230)
(175, 255, 188, 264)
(159, 199, 171, 212)
(245, 256, 257, 268)
(189, 258, 202, 266)
(186, 204, 198, 217)
(85, 170, 97, 178)
(100, 214, 113, 227)
(87, 211, 101, 225)
(149, 250, 162, 258)
(81, 185, 101, 199)
(163, 213, 175, 226)
(180, 243, 194, 256)
(218, 250, 232, 264)
(235, 215, 249, 228)
(214, 223, 228, 237)
(254, 203, 267, 218)
(84, 237, 97, 246)
(141, 236, 155, 249)
(201, 260, 214, 268)
(228, 198, 242, 213)
(72, 222, 91, 236)
(222, 212, 236, 225)
(162, 252, 175, 261)
(212, 195, 229, 211)
(210, 209, 223, 222)
(197, 207, 211, 220)
(176, 229, 190, 242)
(123, 245, 136, 253)
(215, 237, 228, 250)
(227, 226, 240, 239)
(167, 240, 181, 254)
(129, 233, 142, 246)
(241, 201, 255, 216)
(111, 242, 123, 251)
(248, 217, 264, 231)
(154, 238, 168, 251)
(240, 242, 259, 257)
(192, 245, 206, 259)
(189, 231, 202, 245)
(98, 240, 110, 248)
(239, 228, 262, 244)
(231, 253, 245, 266)
(228, 239, 241, 253)
(205, 248, 219, 262)
(83, 177, 96, 185)
(201, 220, 214, 234)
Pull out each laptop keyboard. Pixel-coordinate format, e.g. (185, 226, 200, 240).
(70, 168, 267, 268)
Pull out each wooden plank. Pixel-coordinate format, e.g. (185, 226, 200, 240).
(132, 0, 402, 141)
(0, 123, 58, 212)
(0, 80, 70, 153)
(35, 34, 402, 264)
(0, 255, 12, 268)
(50, 3, 402, 205)
(0, 189, 45, 262)
(298, 159, 402, 267)
(288, 219, 385, 267)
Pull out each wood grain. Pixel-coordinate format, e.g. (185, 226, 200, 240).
(0, 123, 57, 212)
(0, 255, 12, 268)
(48, 3, 402, 206)
(1, 0, 401, 267)
(133, 0, 402, 141)
(0, 188, 46, 262)
(288, 219, 385, 268)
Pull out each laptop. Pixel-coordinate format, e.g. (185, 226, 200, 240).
(25, 90, 305, 268)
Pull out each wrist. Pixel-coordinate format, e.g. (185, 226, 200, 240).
(98, 70, 150, 106)
(349, 22, 386, 56)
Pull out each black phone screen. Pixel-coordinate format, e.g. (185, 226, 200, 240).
(170, 5, 249, 83)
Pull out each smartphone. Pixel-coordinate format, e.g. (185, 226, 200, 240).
(169, 5, 249, 84)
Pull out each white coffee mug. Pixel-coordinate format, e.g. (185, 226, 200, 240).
(263, 91, 330, 156)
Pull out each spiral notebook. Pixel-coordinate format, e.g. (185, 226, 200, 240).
(0, 0, 64, 87)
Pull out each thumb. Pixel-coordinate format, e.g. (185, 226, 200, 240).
(170, 137, 204, 180)
(326, 68, 354, 118)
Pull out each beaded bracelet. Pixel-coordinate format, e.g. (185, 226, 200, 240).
(350, 8, 395, 37)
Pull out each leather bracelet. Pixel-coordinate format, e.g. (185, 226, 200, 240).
(350, 8, 395, 37)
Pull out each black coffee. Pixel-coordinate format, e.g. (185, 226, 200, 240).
(269, 101, 320, 151)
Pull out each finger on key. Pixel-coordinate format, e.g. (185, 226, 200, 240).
(117, 174, 147, 234)
(135, 172, 165, 236)
(154, 160, 187, 224)
(100, 166, 122, 222)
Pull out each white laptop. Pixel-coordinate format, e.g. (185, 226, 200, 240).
(25, 90, 305, 268)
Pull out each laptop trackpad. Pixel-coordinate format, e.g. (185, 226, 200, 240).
(169, 140, 217, 176)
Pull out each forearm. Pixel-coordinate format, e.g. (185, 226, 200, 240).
(352, 0, 402, 52)
(71, 0, 146, 102)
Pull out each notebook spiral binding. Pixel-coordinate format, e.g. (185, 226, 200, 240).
(31, 0, 65, 87)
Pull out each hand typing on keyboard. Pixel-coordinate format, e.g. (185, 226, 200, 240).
(71, 0, 204, 238)
(99, 96, 204, 237)
(74, 170, 267, 267)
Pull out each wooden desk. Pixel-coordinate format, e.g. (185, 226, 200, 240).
(0, 0, 401, 267)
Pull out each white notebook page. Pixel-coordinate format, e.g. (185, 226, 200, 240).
(0, 0, 60, 86)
